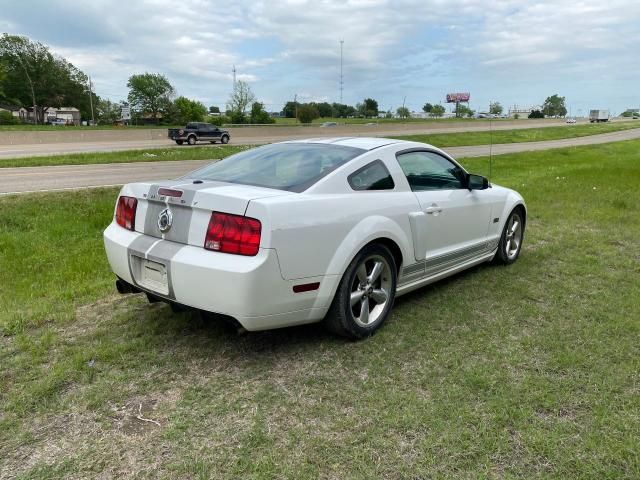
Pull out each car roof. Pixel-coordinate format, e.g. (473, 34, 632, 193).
(283, 137, 404, 151)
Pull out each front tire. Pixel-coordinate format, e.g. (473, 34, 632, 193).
(221, 134, 229, 144)
(494, 208, 525, 264)
(187, 136, 197, 146)
(324, 244, 397, 339)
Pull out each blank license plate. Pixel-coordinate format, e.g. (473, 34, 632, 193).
(138, 258, 169, 295)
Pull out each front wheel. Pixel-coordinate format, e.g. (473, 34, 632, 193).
(494, 208, 525, 264)
(187, 136, 197, 145)
(221, 135, 229, 144)
(324, 244, 397, 339)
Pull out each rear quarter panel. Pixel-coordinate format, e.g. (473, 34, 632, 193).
(246, 192, 418, 280)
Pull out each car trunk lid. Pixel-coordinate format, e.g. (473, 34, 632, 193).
(129, 179, 291, 247)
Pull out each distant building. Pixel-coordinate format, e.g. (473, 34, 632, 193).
(0, 104, 28, 121)
(27, 106, 81, 125)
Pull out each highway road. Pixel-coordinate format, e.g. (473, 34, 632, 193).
(0, 118, 606, 160)
(2, 127, 639, 195)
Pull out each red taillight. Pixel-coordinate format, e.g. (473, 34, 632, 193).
(115, 196, 137, 231)
(204, 212, 261, 256)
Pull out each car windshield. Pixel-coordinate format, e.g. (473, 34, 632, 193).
(184, 143, 366, 192)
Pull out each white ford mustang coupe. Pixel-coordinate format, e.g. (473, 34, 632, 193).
(104, 137, 526, 338)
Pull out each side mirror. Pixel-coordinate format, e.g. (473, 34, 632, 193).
(467, 173, 489, 190)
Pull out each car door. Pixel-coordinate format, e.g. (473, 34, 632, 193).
(396, 150, 493, 273)
(198, 124, 212, 139)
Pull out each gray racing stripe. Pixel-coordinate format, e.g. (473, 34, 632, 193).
(145, 240, 187, 300)
(142, 181, 231, 244)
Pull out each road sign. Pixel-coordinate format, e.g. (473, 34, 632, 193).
(121, 106, 131, 120)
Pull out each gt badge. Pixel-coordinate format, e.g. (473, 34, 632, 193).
(157, 208, 173, 233)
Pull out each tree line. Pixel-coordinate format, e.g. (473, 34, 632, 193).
(1, 33, 570, 126)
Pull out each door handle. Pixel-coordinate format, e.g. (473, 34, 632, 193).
(425, 205, 443, 214)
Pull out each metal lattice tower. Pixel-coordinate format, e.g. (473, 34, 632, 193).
(339, 40, 344, 103)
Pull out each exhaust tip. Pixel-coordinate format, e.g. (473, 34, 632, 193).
(116, 278, 140, 294)
(115, 279, 129, 294)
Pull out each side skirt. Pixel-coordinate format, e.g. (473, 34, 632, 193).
(395, 249, 496, 297)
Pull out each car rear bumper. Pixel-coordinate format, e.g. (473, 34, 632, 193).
(103, 223, 334, 330)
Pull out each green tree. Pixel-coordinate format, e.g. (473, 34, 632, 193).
(127, 73, 174, 122)
(358, 98, 378, 117)
(249, 101, 274, 124)
(396, 106, 410, 119)
(0, 62, 6, 99)
(331, 102, 356, 118)
(96, 98, 122, 124)
(226, 80, 256, 123)
(0, 34, 96, 123)
(316, 102, 333, 118)
(171, 96, 207, 124)
(455, 104, 474, 118)
(422, 102, 433, 113)
(489, 101, 503, 115)
(208, 105, 220, 114)
(431, 104, 445, 117)
(297, 103, 319, 123)
(542, 94, 567, 117)
(528, 110, 544, 119)
(282, 101, 297, 118)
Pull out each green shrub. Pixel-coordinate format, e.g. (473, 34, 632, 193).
(0, 110, 20, 125)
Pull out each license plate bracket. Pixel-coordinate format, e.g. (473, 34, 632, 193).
(131, 256, 169, 296)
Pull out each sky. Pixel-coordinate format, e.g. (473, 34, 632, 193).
(1, 0, 639, 115)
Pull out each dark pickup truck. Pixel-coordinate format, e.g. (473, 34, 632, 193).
(168, 122, 231, 145)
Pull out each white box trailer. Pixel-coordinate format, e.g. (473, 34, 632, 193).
(589, 109, 610, 123)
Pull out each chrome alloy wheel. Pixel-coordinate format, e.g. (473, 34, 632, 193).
(349, 255, 392, 328)
(505, 212, 523, 260)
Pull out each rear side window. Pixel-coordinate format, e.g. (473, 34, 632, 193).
(348, 160, 395, 191)
(185, 143, 366, 192)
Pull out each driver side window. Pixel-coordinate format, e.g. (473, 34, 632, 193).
(396, 151, 465, 191)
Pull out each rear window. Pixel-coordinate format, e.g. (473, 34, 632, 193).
(185, 143, 366, 192)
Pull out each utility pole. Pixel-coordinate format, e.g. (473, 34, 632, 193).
(232, 65, 237, 88)
(88, 76, 95, 126)
(294, 93, 298, 122)
(339, 40, 344, 103)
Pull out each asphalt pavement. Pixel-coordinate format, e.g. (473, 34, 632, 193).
(2, 127, 639, 195)
(0, 118, 594, 160)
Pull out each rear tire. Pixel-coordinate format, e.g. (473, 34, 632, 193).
(324, 243, 397, 339)
(494, 208, 525, 265)
(175, 140, 183, 145)
(187, 136, 197, 145)
(221, 134, 229, 144)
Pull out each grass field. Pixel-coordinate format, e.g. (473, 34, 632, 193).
(0, 145, 251, 168)
(393, 121, 640, 147)
(2, 123, 638, 169)
(1, 140, 639, 478)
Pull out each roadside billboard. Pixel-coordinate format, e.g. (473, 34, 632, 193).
(446, 92, 470, 103)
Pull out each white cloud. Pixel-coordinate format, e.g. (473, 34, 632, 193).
(2, 0, 640, 111)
